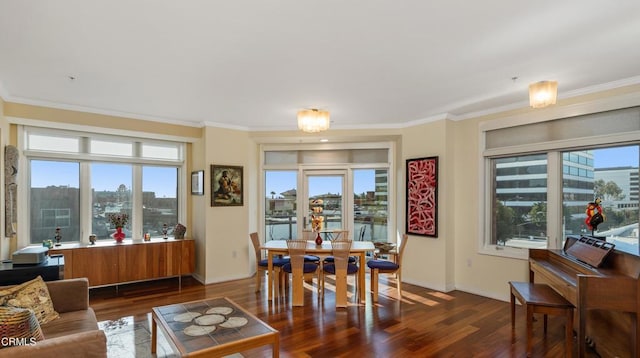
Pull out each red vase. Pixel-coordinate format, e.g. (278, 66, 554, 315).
(113, 227, 126, 243)
(315, 232, 323, 246)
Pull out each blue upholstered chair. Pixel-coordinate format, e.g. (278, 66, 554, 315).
(366, 234, 409, 302)
(282, 239, 320, 306)
(322, 240, 359, 307)
(250, 232, 289, 294)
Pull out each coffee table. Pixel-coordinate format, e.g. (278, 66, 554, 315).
(151, 297, 279, 357)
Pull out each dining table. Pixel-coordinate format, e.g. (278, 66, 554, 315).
(261, 240, 375, 303)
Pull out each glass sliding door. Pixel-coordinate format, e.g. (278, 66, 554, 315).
(353, 169, 389, 243)
(302, 170, 346, 237)
(264, 171, 298, 240)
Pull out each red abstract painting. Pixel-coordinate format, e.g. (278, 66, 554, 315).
(406, 156, 438, 237)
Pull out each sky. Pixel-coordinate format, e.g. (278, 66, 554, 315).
(592, 146, 639, 168)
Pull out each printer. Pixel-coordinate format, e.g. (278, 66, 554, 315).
(12, 246, 49, 265)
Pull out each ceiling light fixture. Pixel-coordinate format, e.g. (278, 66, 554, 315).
(529, 80, 558, 108)
(297, 109, 330, 133)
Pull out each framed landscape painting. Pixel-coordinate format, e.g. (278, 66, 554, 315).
(211, 165, 243, 206)
(406, 156, 438, 237)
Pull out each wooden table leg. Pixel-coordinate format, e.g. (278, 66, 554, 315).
(526, 304, 533, 357)
(273, 331, 280, 358)
(268, 254, 274, 301)
(151, 315, 157, 354)
(358, 252, 366, 302)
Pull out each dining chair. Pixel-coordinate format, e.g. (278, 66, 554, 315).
(323, 230, 356, 264)
(357, 226, 366, 241)
(367, 234, 409, 302)
(301, 230, 321, 263)
(282, 240, 320, 306)
(322, 240, 358, 308)
(250, 232, 289, 294)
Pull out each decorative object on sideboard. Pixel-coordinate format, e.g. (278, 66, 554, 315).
(162, 223, 168, 239)
(54, 227, 62, 246)
(108, 213, 129, 243)
(174, 223, 186, 240)
(89, 234, 97, 245)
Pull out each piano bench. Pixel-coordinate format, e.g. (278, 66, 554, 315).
(509, 281, 574, 357)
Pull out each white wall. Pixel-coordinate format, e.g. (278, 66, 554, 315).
(201, 126, 252, 284)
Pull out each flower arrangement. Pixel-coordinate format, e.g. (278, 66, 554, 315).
(174, 223, 186, 239)
(311, 215, 324, 232)
(108, 213, 129, 228)
(310, 199, 324, 232)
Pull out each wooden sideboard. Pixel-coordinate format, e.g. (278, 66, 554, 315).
(49, 239, 195, 288)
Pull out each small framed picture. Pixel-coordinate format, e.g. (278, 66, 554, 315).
(191, 170, 204, 196)
(211, 165, 243, 206)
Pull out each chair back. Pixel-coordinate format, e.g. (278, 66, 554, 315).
(302, 230, 315, 240)
(286, 240, 308, 269)
(358, 226, 366, 241)
(397, 234, 409, 266)
(331, 230, 349, 242)
(330, 240, 352, 272)
(249, 232, 262, 262)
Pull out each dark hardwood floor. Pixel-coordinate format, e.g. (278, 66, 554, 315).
(90, 273, 597, 357)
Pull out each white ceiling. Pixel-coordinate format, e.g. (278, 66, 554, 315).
(1, 1, 640, 131)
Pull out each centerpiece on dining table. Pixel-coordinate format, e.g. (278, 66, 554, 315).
(311, 199, 325, 246)
(108, 212, 129, 243)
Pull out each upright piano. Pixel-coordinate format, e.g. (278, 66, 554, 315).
(529, 235, 640, 357)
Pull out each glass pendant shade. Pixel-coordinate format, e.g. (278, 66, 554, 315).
(297, 109, 330, 133)
(529, 81, 558, 108)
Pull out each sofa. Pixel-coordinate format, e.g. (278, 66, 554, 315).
(0, 277, 107, 358)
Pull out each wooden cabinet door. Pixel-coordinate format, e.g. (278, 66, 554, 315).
(72, 246, 119, 286)
(118, 243, 168, 281)
(181, 240, 195, 274)
(48, 249, 73, 279)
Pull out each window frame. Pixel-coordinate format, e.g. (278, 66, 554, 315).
(19, 126, 187, 246)
(479, 100, 640, 260)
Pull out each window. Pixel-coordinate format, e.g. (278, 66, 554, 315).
(490, 155, 548, 249)
(92, 163, 133, 240)
(482, 106, 640, 258)
(30, 160, 80, 243)
(262, 143, 394, 243)
(563, 146, 639, 255)
(354, 169, 389, 243)
(24, 127, 185, 244)
(143, 166, 178, 236)
(264, 171, 298, 240)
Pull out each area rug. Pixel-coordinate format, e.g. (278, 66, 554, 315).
(99, 317, 244, 358)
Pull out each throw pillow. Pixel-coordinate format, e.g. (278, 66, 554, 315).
(0, 276, 59, 325)
(0, 306, 44, 349)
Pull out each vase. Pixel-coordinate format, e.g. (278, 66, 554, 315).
(315, 232, 323, 246)
(113, 227, 126, 243)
